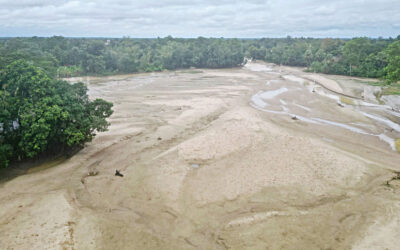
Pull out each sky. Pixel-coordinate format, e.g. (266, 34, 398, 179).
(0, 0, 399, 38)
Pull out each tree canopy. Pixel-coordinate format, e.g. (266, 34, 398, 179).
(384, 40, 400, 83)
(0, 60, 113, 167)
(1, 36, 399, 83)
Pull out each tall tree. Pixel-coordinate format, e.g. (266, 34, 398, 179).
(0, 60, 113, 167)
(384, 40, 400, 83)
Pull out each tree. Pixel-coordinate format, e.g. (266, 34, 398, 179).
(384, 40, 400, 83)
(0, 60, 113, 167)
(341, 38, 381, 76)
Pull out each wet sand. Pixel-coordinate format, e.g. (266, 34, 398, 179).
(1, 62, 400, 249)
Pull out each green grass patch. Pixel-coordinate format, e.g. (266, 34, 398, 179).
(374, 92, 384, 104)
(382, 85, 400, 96)
(360, 81, 384, 86)
(340, 96, 354, 105)
(396, 139, 400, 153)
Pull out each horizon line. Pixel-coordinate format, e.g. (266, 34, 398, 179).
(0, 35, 399, 40)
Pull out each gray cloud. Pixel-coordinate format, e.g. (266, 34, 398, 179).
(0, 0, 398, 37)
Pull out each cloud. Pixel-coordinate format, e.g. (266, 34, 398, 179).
(0, 0, 398, 38)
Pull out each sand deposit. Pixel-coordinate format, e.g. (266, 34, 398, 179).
(1, 62, 400, 249)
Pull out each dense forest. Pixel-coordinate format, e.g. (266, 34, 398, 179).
(0, 36, 244, 78)
(0, 36, 399, 82)
(244, 36, 400, 81)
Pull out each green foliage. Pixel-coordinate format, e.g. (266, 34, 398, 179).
(242, 36, 396, 79)
(381, 85, 400, 95)
(0, 37, 244, 77)
(57, 65, 83, 78)
(384, 41, 400, 83)
(0, 60, 113, 167)
(1, 35, 398, 81)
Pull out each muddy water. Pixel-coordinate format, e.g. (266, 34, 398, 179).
(1, 63, 400, 250)
(249, 65, 400, 153)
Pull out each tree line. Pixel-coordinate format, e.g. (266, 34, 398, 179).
(0, 36, 399, 82)
(243, 36, 400, 83)
(0, 36, 244, 78)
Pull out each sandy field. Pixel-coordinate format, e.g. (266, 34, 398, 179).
(1, 62, 400, 249)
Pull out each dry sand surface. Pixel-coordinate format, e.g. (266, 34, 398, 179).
(1, 62, 400, 249)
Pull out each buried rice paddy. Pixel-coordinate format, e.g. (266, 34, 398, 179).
(1, 62, 400, 249)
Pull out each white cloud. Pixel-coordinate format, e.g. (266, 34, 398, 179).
(0, 0, 398, 37)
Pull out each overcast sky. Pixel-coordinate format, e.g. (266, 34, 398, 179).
(0, 0, 399, 38)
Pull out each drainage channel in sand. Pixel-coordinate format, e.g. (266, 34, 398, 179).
(249, 69, 400, 153)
